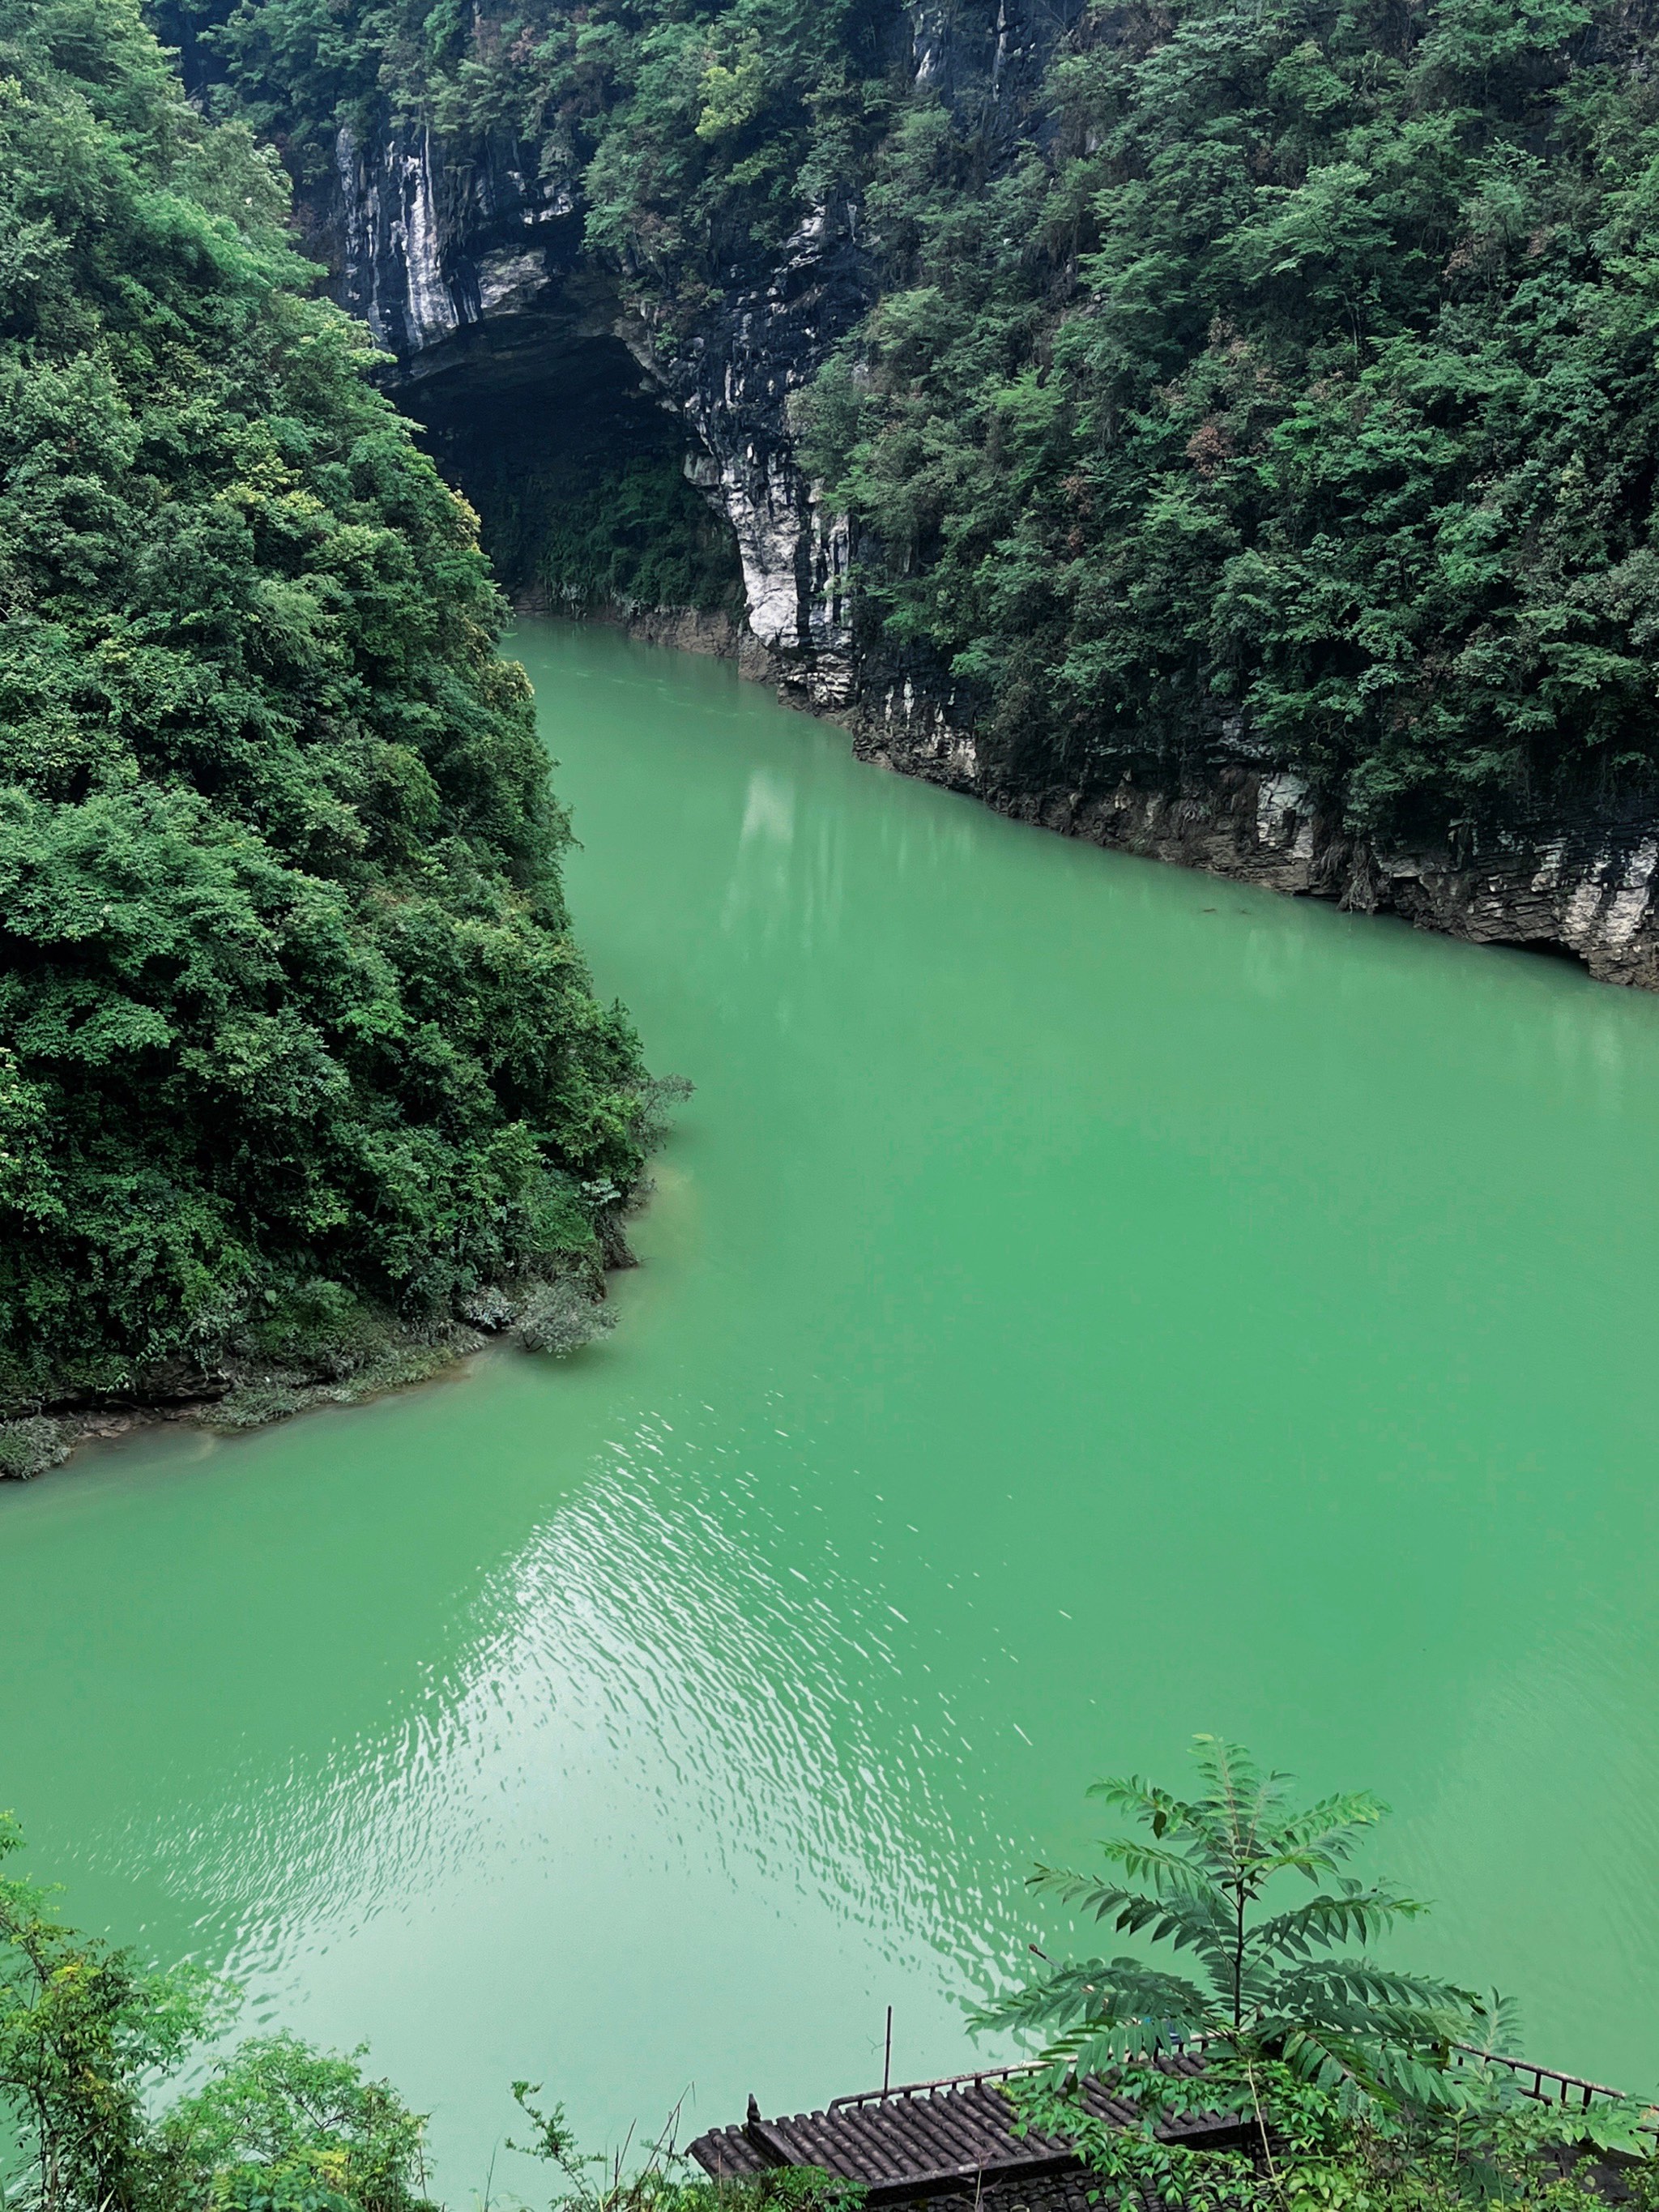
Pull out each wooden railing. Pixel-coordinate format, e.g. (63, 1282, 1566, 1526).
(1448, 2044, 1657, 2134)
(834, 2047, 1657, 2136)
(830, 2063, 1044, 2111)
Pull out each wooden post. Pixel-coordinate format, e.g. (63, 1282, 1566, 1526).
(883, 2007, 893, 2096)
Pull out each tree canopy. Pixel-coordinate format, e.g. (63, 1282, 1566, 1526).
(0, 0, 650, 1414)
(182, 0, 1659, 840)
(807, 0, 1659, 836)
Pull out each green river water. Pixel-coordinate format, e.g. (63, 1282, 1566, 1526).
(5, 619, 1659, 2180)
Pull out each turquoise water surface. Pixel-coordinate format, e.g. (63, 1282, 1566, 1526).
(3, 620, 1658, 2185)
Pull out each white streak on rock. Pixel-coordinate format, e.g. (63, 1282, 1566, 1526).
(1255, 771, 1311, 848)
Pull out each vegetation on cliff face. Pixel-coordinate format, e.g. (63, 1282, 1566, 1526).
(181, 0, 895, 287)
(804, 0, 1659, 840)
(169, 0, 889, 610)
(183, 0, 1659, 845)
(427, 393, 746, 614)
(0, 0, 652, 1424)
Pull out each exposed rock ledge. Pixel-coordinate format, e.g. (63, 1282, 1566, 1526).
(580, 604, 1659, 989)
(0, 1271, 625, 1480)
(855, 694, 1659, 989)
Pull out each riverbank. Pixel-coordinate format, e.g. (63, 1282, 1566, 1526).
(556, 601, 1659, 991)
(0, 1333, 482, 1481)
(0, 1271, 625, 1480)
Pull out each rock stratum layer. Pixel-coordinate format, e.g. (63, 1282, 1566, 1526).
(861, 708, 1659, 988)
(288, 0, 1659, 989)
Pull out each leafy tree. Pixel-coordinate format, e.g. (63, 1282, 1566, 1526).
(972, 1739, 1653, 2210)
(976, 1736, 1466, 2085)
(0, 1813, 435, 2212)
(0, 1813, 218, 2212)
(0, 0, 656, 1416)
(160, 2034, 439, 2212)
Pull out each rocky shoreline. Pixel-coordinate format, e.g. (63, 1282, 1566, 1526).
(0, 1332, 486, 1483)
(568, 602, 1659, 992)
(859, 718, 1659, 991)
(0, 1272, 623, 1483)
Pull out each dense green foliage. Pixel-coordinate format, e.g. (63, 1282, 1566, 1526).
(0, 1812, 438, 2212)
(1020, 2052, 1654, 2212)
(804, 0, 1659, 833)
(183, 0, 895, 301)
(435, 393, 744, 613)
(976, 1736, 1473, 2091)
(0, 0, 655, 1411)
(488, 447, 741, 613)
(978, 1740, 1654, 2212)
(184, 0, 1659, 839)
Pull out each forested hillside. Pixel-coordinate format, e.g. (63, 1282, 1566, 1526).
(10, 0, 1659, 1436)
(808, 0, 1659, 839)
(0, 0, 651, 1437)
(173, 0, 1659, 853)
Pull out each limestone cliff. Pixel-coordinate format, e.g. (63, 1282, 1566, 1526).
(293, 2, 1071, 694)
(858, 707, 1659, 989)
(293, 0, 1659, 990)
(300, 110, 864, 692)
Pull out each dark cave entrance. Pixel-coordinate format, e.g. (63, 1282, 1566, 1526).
(398, 326, 744, 619)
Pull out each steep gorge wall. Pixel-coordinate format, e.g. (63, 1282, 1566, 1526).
(301, 107, 863, 683)
(296, 0, 1078, 690)
(861, 711, 1659, 989)
(298, 0, 1659, 990)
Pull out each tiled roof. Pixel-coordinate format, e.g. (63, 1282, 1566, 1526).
(687, 2060, 1250, 2201)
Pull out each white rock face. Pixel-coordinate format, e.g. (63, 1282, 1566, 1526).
(722, 451, 804, 650)
(910, 3, 950, 84)
(719, 457, 851, 674)
(1255, 771, 1316, 860)
(1561, 836, 1659, 953)
(807, 503, 852, 658)
(336, 124, 461, 354)
(476, 250, 552, 314)
(696, 378, 851, 672)
(1529, 837, 1567, 893)
(399, 133, 454, 347)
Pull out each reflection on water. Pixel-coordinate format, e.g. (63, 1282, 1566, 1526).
(5, 621, 1659, 2187)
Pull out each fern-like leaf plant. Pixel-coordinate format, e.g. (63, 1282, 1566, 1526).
(973, 1736, 1487, 2112)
